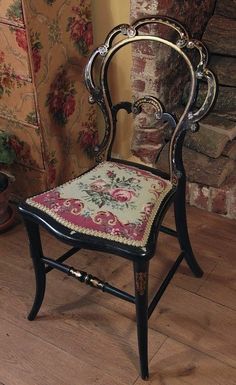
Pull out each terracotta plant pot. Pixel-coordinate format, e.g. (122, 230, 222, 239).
(0, 173, 16, 232)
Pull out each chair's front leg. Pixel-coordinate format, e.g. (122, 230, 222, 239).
(24, 218, 46, 320)
(134, 260, 149, 380)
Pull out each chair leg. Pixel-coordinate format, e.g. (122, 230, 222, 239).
(24, 218, 46, 320)
(174, 178, 203, 277)
(133, 260, 149, 380)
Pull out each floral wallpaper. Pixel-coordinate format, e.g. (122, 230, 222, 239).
(67, 5, 93, 55)
(45, 66, 77, 127)
(0, 50, 25, 97)
(0, 0, 96, 197)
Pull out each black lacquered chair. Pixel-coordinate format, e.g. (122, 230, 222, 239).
(19, 17, 216, 380)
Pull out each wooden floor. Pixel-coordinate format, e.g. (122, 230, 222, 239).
(0, 205, 236, 385)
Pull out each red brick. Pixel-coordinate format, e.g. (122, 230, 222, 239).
(135, 128, 164, 147)
(132, 144, 160, 164)
(133, 41, 156, 56)
(189, 183, 210, 211)
(210, 187, 228, 215)
(133, 79, 146, 93)
(130, 1, 158, 20)
(132, 56, 146, 75)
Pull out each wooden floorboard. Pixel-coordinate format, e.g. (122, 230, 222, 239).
(0, 317, 128, 385)
(0, 205, 236, 384)
(134, 338, 236, 385)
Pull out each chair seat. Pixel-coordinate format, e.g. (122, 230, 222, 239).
(26, 161, 173, 247)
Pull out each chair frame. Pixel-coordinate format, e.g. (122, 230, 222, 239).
(19, 16, 216, 380)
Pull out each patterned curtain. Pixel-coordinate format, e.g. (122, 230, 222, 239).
(0, 0, 96, 197)
(24, 0, 97, 188)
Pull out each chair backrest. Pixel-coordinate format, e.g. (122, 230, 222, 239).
(84, 16, 216, 186)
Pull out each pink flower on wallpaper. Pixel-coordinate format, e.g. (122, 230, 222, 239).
(78, 129, 98, 158)
(30, 32, 43, 74)
(63, 94, 76, 117)
(15, 29, 28, 51)
(48, 163, 56, 185)
(68, 19, 93, 55)
(46, 153, 57, 186)
(83, 22, 93, 47)
(70, 19, 85, 40)
(32, 48, 41, 73)
(110, 188, 135, 203)
(46, 67, 76, 126)
(67, 4, 93, 55)
(50, 93, 64, 111)
(8, 136, 23, 156)
(78, 106, 98, 159)
(79, 130, 98, 148)
(0, 51, 4, 64)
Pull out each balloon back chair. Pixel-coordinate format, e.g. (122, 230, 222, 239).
(19, 17, 216, 380)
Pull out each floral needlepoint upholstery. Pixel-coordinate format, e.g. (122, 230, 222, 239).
(26, 162, 173, 247)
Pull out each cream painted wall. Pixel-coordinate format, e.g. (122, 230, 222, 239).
(91, 0, 133, 158)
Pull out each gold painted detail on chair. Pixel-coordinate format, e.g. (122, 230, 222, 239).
(132, 96, 163, 120)
(68, 269, 82, 280)
(135, 272, 148, 295)
(68, 267, 104, 290)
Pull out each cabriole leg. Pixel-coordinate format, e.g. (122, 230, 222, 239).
(24, 218, 46, 320)
(134, 260, 149, 380)
(174, 178, 203, 277)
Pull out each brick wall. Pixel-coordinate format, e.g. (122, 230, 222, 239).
(130, 0, 236, 219)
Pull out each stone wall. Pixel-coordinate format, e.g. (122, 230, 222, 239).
(130, 0, 236, 218)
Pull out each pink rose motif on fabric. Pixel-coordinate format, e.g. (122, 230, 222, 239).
(70, 19, 84, 40)
(46, 67, 77, 126)
(110, 188, 135, 203)
(90, 179, 108, 192)
(67, 5, 93, 55)
(0, 51, 4, 64)
(80, 169, 142, 210)
(63, 94, 76, 117)
(30, 32, 43, 74)
(83, 22, 93, 47)
(32, 48, 41, 73)
(15, 29, 28, 51)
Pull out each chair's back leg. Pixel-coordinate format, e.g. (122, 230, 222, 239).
(24, 218, 46, 320)
(133, 260, 149, 380)
(174, 177, 203, 277)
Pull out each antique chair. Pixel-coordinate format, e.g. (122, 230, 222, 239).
(19, 17, 216, 380)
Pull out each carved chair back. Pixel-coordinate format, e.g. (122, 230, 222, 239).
(85, 16, 216, 186)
